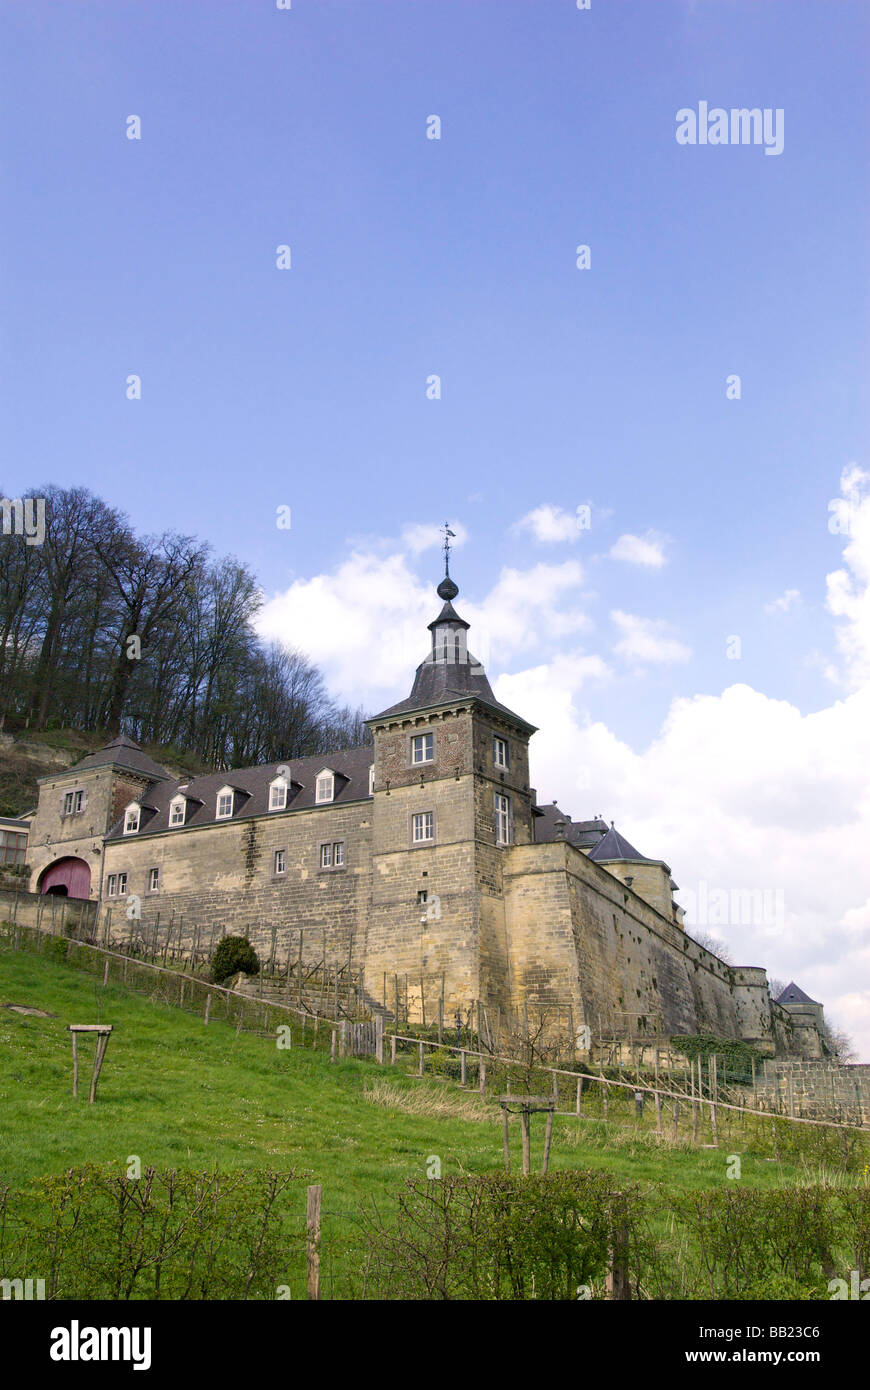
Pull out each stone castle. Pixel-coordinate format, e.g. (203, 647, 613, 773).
(23, 566, 828, 1060)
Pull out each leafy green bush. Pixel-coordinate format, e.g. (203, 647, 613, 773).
(361, 1171, 648, 1300)
(42, 935, 70, 965)
(211, 935, 259, 984)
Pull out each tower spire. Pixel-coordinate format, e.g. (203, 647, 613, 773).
(437, 523, 459, 601)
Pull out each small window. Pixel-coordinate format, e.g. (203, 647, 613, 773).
(333, 841, 345, 867)
(274, 849, 286, 875)
(269, 779, 288, 811)
(74, 790, 84, 812)
(169, 798, 186, 826)
(63, 790, 84, 815)
(117, 872, 128, 896)
(216, 789, 234, 819)
(416, 889, 428, 906)
(412, 811, 434, 844)
(368, 764, 375, 796)
(106, 874, 117, 896)
(64, 791, 74, 815)
(316, 771, 335, 804)
(123, 804, 140, 835)
(148, 867, 160, 892)
(495, 793, 511, 846)
(411, 733, 434, 764)
(494, 737, 509, 769)
(320, 843, 332, 868)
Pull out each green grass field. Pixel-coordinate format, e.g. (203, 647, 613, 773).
(0, 942, 833, 1204)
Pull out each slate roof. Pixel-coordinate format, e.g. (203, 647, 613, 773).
(533, 805, 609, 850)
(587, 825, 656, 864)
(775, 982, 818, 1006)
(46, 735, 172, 784)
(372, 655, 535, 730)
(0, 815, 29, 831)
(105, 745, 374, 840)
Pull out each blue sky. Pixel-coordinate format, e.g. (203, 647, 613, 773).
(2, 0, 870, 1050)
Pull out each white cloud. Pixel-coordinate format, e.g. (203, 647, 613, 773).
(611, 609, 691, 665)
(514, 503, 585, 544)
(826, 464, 870, 690)
(609, 531, 668, 568)
(764, 588, 801, 615)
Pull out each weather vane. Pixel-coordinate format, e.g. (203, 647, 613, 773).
(442, 521, 455, 576)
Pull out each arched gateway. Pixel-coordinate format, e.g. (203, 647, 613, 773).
(39, 857, 91, 899)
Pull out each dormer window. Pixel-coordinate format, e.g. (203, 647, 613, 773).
(123, 803, 140, 835)
(269, 776, 288, 811)
(368, 764, 375, 796)
(315, 770, 335, 804)
(169, 796, 186, 827)
(216, 786, 235, 820)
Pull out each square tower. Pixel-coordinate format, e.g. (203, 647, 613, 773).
(365, 566, 536, 1022)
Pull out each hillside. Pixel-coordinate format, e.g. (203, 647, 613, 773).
(1, 943, 867, 1301)
(0, 727, 208, 818)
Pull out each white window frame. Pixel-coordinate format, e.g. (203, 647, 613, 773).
(106, 873, 117, 896)
(411, 733, 434, 765)
(148, 867, 160, 892)
(333, 841, 345, 867)
(64, 789, 84, 816)
(494, 792, 511, 846)
(412, 811, 435, 844)
(319, 842, 333, 868)
(315, 770, 335, 804)
(368, 764, 375, 796)
(494, 736, 509, 769)
(123, 803, 140, 835)
(216, 786, 234, 820)
(169, 797, 186, 827)
(269, 777, 288, 811)
(274, 848, 286, 875)
(117, 871, 128, 896)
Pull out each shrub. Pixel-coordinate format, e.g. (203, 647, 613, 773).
(211, 935, 259, 984)
(43, 935, 70, 965)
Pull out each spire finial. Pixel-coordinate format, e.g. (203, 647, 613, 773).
(443, 522, 455, 576)
(437, 522, 459, 601)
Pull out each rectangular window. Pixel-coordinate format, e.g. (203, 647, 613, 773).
(368, 764, 375, 796)
(148, 867, 160, 892)
(106, 874, 116, 896)
(411, 733, 434, 764)
(320, 843, 332, 868)
(0, 831, 26, 865)
(494, 793, 511, 846)
(170, 800, 185, 826)
(274, 849, 286, 875)
(269, 783, 287, 810)
(63, 791, 74, 815)
(117, 872, 128, 896)
(412, 811, 434, 844)
(316, 774, 334, 803)
(333, 841, 344, 867)
(493, 736, 509, 769)
(74, 790, 84, 812)
(124, 808, 139, 834)
(217, 792, 233, 819)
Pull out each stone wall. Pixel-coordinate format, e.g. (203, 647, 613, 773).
(100, 797, 374, 971)
(497, 841, 785, 1053)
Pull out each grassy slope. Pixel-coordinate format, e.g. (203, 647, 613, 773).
(0, 945, 814, 1208)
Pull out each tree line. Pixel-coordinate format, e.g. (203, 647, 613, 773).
(0, 485, 369, 766)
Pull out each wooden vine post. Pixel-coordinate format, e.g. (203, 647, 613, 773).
(68, 1024, 113, 1102)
